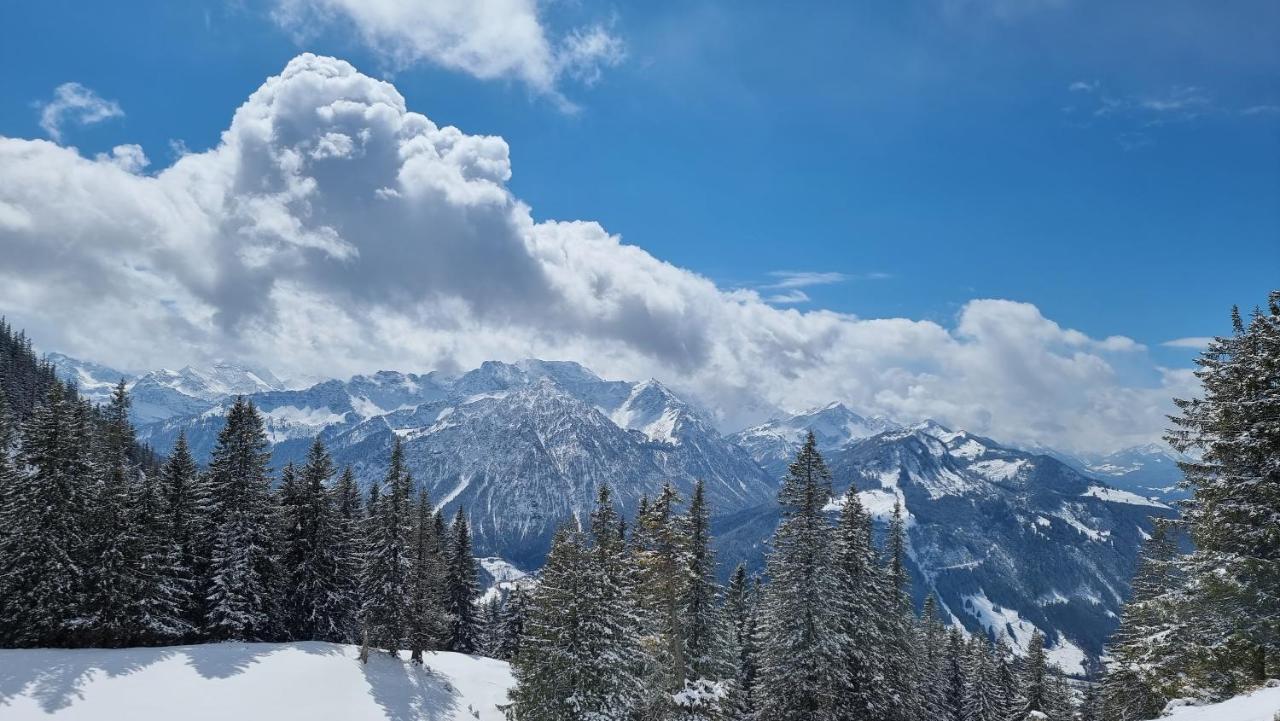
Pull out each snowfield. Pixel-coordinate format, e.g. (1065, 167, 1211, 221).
(1161, 681, 1280, 721)
(0, 642, 514, 721)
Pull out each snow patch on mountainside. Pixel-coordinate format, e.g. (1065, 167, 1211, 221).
(961, 590, 1087, 674)
(0, 642, 513, 721)
(1082, 486, 1170, 509)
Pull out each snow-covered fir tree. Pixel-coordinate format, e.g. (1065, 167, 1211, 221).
(408, 487, 447, 662)
(162, 431, 203, 634)
(204, 397, 281, 641)
(493, 585, 528, 662)
(831, 487, 890, 720)
(281, 438, 348, 641)
(724, 563, 760, 718)
(756, 432, 845, 721)
(331, 465, 363, 643)
(444, 506, 481, 653)
(359, 438, 413, 657)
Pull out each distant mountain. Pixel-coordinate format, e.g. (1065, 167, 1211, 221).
(52, 349, 1177, 672)
(729, 402, 900, 480)
(45, 352, 134, 406)
(135, 359, 775, 567)
(726, 417, 1177, 673)
(1072, 444, 1191, 503)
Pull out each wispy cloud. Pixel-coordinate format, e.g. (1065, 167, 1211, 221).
(36, 82, 124, 142)
(764, 270, 891, 290)
(765, 289, 811, 304)
(1162, 336, 1214, 349)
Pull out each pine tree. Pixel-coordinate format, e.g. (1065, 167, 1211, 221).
(478, 595, 503, 658)
(494, 585, 528, 661)
(831, 488, 889, 720)
(408, 487, 447, 662)
(444, 506, 481, 653)
(204, 397, 280, 641)
(332, 466, 363, 642)
(993, 636, 1023, 721)
(0, 382, 86, 646)
(918, 595, 951, 720)
(943, 626, 967, 721)
(507, 523, 590, 720)
(633, 481, 693, 713)
(681, 480, 734, 689)
(359, 438, 413, 656)
(1102, 523, 1183, 720)
(962, 637, 1001, 721)
(881, 500, 921, 721)
(724, 564, 760, 718)
(80, 380, 141, 646)
(1166, 294, 1280, 692)
(162, 431, 202, 635)
(756, 432, 845, 721)
(1017, 630, 1050, 720)
(130, 461, 193, 644)
(281, 439, 347, 641)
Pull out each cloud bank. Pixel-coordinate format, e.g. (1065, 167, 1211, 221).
(0, 55, 1191, 451)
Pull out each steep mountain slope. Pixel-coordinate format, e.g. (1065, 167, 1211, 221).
(725, 418, 1177, 672)
(0, 642, 513, 721)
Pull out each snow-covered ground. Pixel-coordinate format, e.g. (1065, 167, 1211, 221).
(1161, 681, 1280, 721)
(0, 642, 514, 720)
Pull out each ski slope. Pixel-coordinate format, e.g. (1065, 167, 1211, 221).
(0, 642, 513, 720)
(1162, 681, 1280, 721)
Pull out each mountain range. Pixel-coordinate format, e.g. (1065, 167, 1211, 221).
(49, 353, 1182, 672)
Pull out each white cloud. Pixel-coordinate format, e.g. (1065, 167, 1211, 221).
(94, 144, 150, 173)
(36, 82, 124, 141)
(765, 271, 848, 289)
(0, 54, 1191, 452)
(765, 289, 810, 305)
(1162, 336, 1213, 349)
(271, 0, 623, 107)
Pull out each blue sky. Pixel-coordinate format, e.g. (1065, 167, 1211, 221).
(0, 1, 1276, 448)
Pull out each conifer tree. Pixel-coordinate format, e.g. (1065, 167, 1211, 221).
(1166, 294, 1280, 691)
(507, 524, 590, 720)
(881, 500, 921, 721)
(756, 432, 845, 721)
(204, 397, 280, 641)
(993, 636, 1023, 721)
(494, 586, 528, 662)
(918, 595, 951, 720)
(332, 466, 363, 642)
(1101, 523, 1183, 720)
(633, 481, 692, 706)
(445, 506, 481, 653)
(130, 462, 192, 644)
(282, 439, 347, 641)
(0, 383, 86, 646)
(408, 487, 447, 662)
(724, 564, 760, 718)
(962, 637, 1001, 721)
(1017, 630, 1050, 720)
(359, 439, 413, 656)
(832, 488, 889, 719)
(162, 431, 202, 634)
(681, 480, 734, 689)
(942, 626, 967, 721)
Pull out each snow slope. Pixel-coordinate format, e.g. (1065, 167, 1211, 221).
(0, 642, 513, 721)
(1161, 681, 1280, 721)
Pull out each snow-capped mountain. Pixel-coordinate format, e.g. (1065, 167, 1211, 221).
(729, 402, 900, 481)
(137, 359, 774, 567)
(45, 352, 135, 406)
(1071, 443, 1191, 503)
(724, 419, 1177, 672)
(54, 349, 1176, 672)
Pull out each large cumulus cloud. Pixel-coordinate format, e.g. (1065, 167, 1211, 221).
(0, 54, 1191, 452)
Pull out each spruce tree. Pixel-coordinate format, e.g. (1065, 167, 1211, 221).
(332, 466, 363, 642)
(831, 488, 889, 720)
(507, 524, 590, 720)
(918, 595, 951, 720)
(881, 500, 921, 721)
(756, 432, 845, 721)
(494, 586, 528, 662)
(204, 397, 280, 641)
(359, 439, 413, 656)
(0, 383, 86, 646)
(162, 431, 202, 634)
(1017, 630, 1050, 720)
(444, 506, 481, 653)
(1166, 294, 1280, 692)
(408, 487, 447, 662)
(633, 481, 693, 712)
(681, 480, 734, 688)
(962, 637, 1001, 721)
(724, 564, 760, 718)
(282, 439, 347, 641)
(130, 462, 192, 644)
(943, 626, 967, 721)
